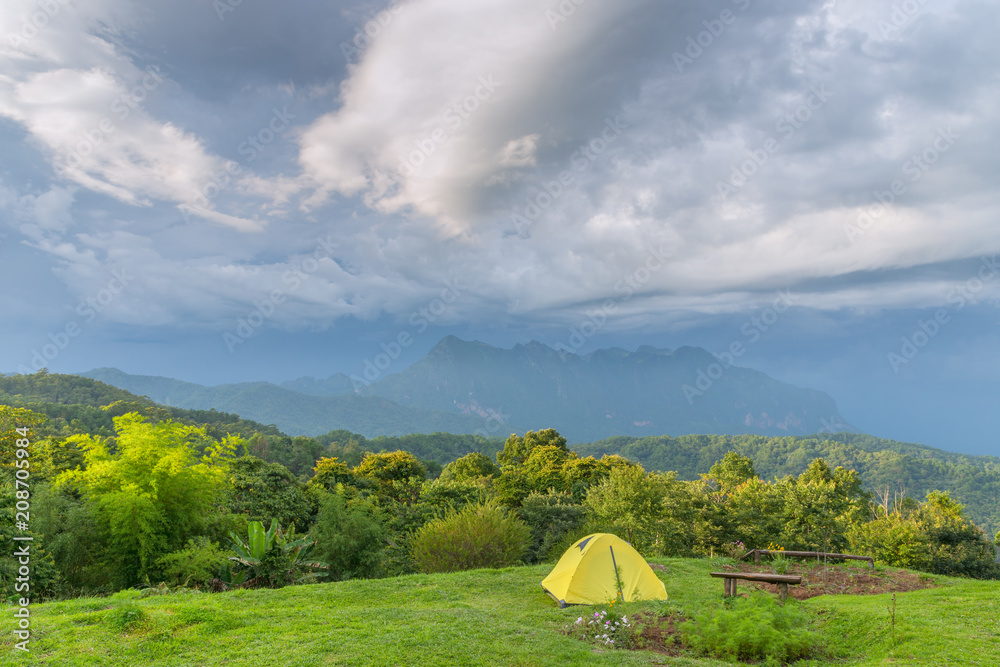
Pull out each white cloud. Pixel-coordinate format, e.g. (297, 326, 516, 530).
(0, 0, 266, 232)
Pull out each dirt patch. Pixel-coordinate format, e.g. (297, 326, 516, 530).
(631, 611, 686, 656)
(716, 561, 937, 599)
(648, 563, 668, 572)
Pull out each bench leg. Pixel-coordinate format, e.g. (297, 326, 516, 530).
(778, 583, 788, 601)
(731, 579, 737, 597)
(723, 578, 730, 597)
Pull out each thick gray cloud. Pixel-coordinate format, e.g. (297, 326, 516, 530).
(1, 0, 998, 353)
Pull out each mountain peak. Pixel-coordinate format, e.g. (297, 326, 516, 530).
(365, 336, 851, 441)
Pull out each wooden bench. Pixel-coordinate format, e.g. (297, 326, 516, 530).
(744, 549, 874, 569)
(710, 572, 803, 601)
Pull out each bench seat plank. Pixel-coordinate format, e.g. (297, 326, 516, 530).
(711, 572, 802, 600)
(710, 572, 802, 584)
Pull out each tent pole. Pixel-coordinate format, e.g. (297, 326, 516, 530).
(609, 546, 624, 602)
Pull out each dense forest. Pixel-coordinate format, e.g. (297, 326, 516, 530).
(576, 433, 1000, 536)
(1, 371, 997, 603)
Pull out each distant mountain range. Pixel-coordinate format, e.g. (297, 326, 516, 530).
(80, 368, 486, 437)
(82, 336, 853, 442)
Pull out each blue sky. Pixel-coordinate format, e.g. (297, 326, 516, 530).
(1, 0, 998, 456)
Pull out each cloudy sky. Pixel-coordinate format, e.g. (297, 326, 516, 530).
(2, 0, 998, 455)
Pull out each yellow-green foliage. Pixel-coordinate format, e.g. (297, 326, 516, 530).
(0, 405, 46, 470)
(156, 538, 229, 588)
(55, 413, 239, 587)
(411, 502, 530, 573)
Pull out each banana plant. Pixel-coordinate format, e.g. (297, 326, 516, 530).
(228, 518, 327, 587)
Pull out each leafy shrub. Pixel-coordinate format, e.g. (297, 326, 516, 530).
(106, 603, 149, 633)
(565, 603, 635, 649)
(311, 493, 388, 581)
(155, 537, 229, 588)
(518, 490, 587, 562)
(681, 592, 819, 663)
(411, 502, 530, 573)
(227, 519, 327, 587)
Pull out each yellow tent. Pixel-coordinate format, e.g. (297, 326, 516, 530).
(540, 533, 668, 607)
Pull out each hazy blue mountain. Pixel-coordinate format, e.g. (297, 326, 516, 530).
(79, 368, 485, 437)
(280, 373, 354, 397)
(84, 336, 853, 442)
(359, 336, 852, 442)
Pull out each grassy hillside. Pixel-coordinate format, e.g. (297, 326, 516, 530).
(576, 433, 1000, 536)
(2, 558, 996, 666)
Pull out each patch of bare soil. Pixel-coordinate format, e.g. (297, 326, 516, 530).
(717, 560, 938, 599)
(631, 611, 686, 656)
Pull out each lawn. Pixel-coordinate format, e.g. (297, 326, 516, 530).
(1, 558, 997, 666)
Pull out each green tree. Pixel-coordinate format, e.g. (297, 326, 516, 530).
(0, 406, 46, 472)
(226, 456, 313, 531)
(775, 460, 869, 552)
(583, 464, 657, 550)
(561, 456, 612, 500)
(724, 477, 785, 549)
(55, 413, 237, 588)
(311, 493, 388, 581)
(518, 490, 587, 562)
(354, 451, 426, 504)
(497, 429, 567, 470)
(522, 445, 575, 493)
(0, 482, 62, 600)
(439, 452, 500, 482)
(916, 491, 998, 578)
(706, 452, 757, 494)
(27, 482, 108, 593)
(308, 456, 355, 491)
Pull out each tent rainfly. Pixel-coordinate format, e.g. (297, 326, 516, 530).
(540, 533, 668, 607)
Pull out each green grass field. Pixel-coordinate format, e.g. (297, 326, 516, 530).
(2, 558, 997, 666)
